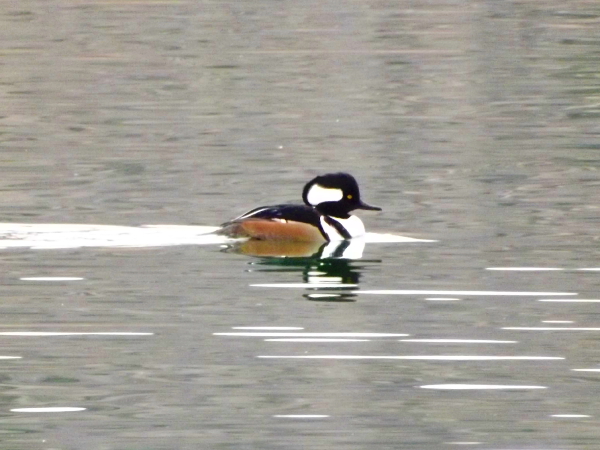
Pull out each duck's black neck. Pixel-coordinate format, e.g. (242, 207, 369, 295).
(314, 202, 352, 219)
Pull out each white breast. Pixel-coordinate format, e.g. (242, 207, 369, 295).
(319, 215, 366, 240)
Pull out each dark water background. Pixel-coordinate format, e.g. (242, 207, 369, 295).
(1, 1, 600, 449)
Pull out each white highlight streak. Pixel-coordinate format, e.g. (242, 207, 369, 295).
(356, 290, 576, 296)
(542, 321, 573, 324)
(539, 299, 600, 303)
(0, 223, 434, 249)
(420, 384, 546, 390)
(551, 414, 590, 418)
(0, 223, 223, 249)
(400, 339, 516, 344)
(265, 338, 370, 342)
(20, 277, 84, 281)
(274, 415, 329, 418)
(0, 356, 22, 360)
(486, 267, 564, 271)
(232, 327, 304, 330)
(252, 283, 358, 288)
(11, 407, 86, 413)
(215, 332, 408, 337)
(251, 286, 577, 296)
(0, 332, 153, 336)
(363, 233, 436, 243)
(446, 443, 483, 446)
(503, 327, 600, 331)
(572, 369, 600, 372)
(257, 355, 563, 361)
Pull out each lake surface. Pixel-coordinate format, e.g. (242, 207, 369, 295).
(1, 0, 600, 449)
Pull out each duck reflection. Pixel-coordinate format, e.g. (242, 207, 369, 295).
(224, 239, 380, 302)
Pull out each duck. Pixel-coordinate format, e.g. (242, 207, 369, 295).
(217, 172, 381, 242)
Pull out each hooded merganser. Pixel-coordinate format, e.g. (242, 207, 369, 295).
(218, 172, 381, 242)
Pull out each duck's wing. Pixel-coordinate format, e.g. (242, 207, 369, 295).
(224, 204, 321, 227)
(218, 204, 325, 242)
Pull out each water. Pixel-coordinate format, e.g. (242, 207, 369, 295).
(2, 0, 600, 449)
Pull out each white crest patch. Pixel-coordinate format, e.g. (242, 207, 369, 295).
(306, 184, 343, 206)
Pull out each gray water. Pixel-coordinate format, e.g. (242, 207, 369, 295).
(2, 0, 600, 449)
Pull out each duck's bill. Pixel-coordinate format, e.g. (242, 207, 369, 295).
(358, 201, 382, 211)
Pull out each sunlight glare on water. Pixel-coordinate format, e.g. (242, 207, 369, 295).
(399, 339, 517, 344)
(11, 407, 87, 413)
(0, 223, 431, 250)
(214, 332, 409, 337)
(0, 332, 154, 336)
(0, 223, 223, 249)
(20, 277, 85, 281)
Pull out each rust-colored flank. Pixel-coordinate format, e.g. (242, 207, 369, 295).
(221, 219, 326, 242)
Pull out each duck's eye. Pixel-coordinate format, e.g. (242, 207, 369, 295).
(347, 194, 353, 199)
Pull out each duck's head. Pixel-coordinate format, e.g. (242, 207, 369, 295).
(302, 172, 381, 218)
